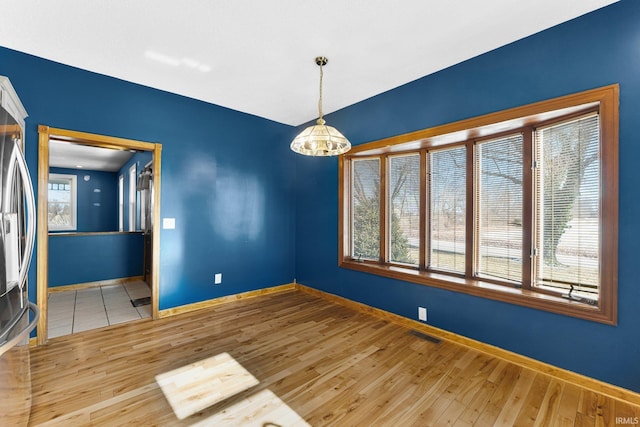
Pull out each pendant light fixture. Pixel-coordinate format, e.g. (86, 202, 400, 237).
(290, 56, 351, 156)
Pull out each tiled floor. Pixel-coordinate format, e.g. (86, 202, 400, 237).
(48, 280, 152, 338)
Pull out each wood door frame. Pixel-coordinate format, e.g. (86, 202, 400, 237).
(36, 125, 162, 345)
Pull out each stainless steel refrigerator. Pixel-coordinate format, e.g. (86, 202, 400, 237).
(0, 76, 38, 426)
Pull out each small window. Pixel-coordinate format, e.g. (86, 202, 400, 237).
(128, 164, 136, 232)
(48, 173, 77, 231)
(118, 174, 124, 232)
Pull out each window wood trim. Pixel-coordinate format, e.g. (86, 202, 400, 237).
(338, 84, 618, 325)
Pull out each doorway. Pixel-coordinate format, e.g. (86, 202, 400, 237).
(36, 125, 162, 345)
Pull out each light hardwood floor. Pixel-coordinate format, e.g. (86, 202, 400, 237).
(29, 290, 640, 426)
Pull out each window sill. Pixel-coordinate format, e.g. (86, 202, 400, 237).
(339, 260, 614, 325)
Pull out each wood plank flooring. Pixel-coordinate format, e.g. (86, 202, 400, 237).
(28, 290, 640, 426)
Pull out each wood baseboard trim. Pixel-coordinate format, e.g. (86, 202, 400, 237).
(295, 283, 640, 407)
(158, 283, 296, 318)
(48, 276, 145, 293)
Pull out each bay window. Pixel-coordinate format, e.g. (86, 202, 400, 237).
(339, 85, 618, 324)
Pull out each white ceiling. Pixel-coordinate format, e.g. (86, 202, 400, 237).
(49, 139, 134, 172)
(0, 0, 618, 126)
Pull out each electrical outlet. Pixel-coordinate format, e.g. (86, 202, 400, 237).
(418, 307, 427, 321)
(214, 273, 222, 284)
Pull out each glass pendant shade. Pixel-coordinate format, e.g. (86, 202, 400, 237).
(290, 56, 351, 156)
(290, 118, 351, 156)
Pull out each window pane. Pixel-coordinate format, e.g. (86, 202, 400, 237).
(129, 164, 137, 232)
(475, 134, 523, 282)
(351, 158, 380, 260)
(119, 174, 124, 232)
(430, 146, 466, 273)
(48, 174, 77, 231)
(389, 154, 420, 265)
(534, 114, 600, 297)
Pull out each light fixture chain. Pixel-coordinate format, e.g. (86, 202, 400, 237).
(318, 60, 323, 120)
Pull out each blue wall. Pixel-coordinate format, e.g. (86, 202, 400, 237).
(0, 43, 296, 312)
(48, 233, 143, 287)
(50, 167, 118, 232)
(295, 0, 640, 392)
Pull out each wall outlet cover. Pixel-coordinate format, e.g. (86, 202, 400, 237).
(418, 307, 427, 321)
(162, 218, 176, 229)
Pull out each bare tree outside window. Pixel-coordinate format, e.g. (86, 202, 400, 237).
(351, 158, 381, 260)
(351, 157, 415, 263)
(535, 114, 600, 295)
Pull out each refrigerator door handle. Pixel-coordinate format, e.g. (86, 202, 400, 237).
(12, 139, 36, 289)
(0, 302, 39, 357)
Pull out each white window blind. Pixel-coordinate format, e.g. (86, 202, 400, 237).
(429, 146, 466, 273)
(351, 158, 381, 260)
(388, 154, 420, 265)
(534, 113, 600, 297)
(475, 134, 523, 282)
